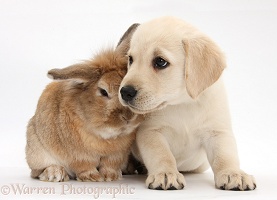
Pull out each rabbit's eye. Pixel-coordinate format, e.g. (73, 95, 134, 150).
(99, 88, 109, 97)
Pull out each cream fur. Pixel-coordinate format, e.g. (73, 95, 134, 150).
(119, 16, 256, 190)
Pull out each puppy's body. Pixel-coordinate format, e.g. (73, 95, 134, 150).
(133, 78, 233, 172)
(120, 17, 256, 190)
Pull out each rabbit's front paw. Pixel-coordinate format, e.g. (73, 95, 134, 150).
(99, 167, 122, 181)
(77, 170, 104, 182)
(39, 165, 69, 182)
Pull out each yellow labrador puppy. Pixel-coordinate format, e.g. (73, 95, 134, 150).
(119, 16, 256, 191)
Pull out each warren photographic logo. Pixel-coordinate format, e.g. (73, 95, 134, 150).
(1, 183, 135, 199)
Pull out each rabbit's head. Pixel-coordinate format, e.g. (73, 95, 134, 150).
(47, 24, 143, 139)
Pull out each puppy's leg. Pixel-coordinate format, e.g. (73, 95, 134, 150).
(203, 131, 256, 190)
(137, 129, 185, 190)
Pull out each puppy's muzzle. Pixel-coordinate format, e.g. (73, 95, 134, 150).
(120, 85, 137, 102)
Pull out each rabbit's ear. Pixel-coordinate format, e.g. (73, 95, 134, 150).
(116, 23, 140, 55)
(47, 63, 101, 83)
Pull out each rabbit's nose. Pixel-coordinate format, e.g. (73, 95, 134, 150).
(120, 115, 128, 122)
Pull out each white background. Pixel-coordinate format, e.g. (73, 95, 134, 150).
(0, 0, 277, 199)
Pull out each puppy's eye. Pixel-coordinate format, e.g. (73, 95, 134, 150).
(128, 56, 133, 65)
(99, 88, 109, 98)
(153, 57, 169, 70)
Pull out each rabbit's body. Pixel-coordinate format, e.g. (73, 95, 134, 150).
(26, 24, 142, 182)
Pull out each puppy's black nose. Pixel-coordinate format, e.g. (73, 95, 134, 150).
(120, 85, 137, 102)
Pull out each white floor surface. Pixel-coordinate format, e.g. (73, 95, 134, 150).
(1, 167, 276, 200)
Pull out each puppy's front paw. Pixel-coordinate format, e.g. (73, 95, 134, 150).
(215, 169, 256, 191)
(77, 170, 104, 182)
(39, 165, 69, 182)
(146, 172, 185, 190)
(99, 167, 122, 181)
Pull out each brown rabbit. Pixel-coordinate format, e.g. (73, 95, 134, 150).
(25, 24, 142, 182)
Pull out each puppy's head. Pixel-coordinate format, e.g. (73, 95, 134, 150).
(119, 16, 226, 114)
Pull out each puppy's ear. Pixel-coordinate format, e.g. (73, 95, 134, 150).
(116, 23, 140, 55)
(48, 63, 101, 85)
(183, 36, 226, 98)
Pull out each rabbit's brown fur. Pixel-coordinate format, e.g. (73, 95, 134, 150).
(26, 24, 142, 182)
